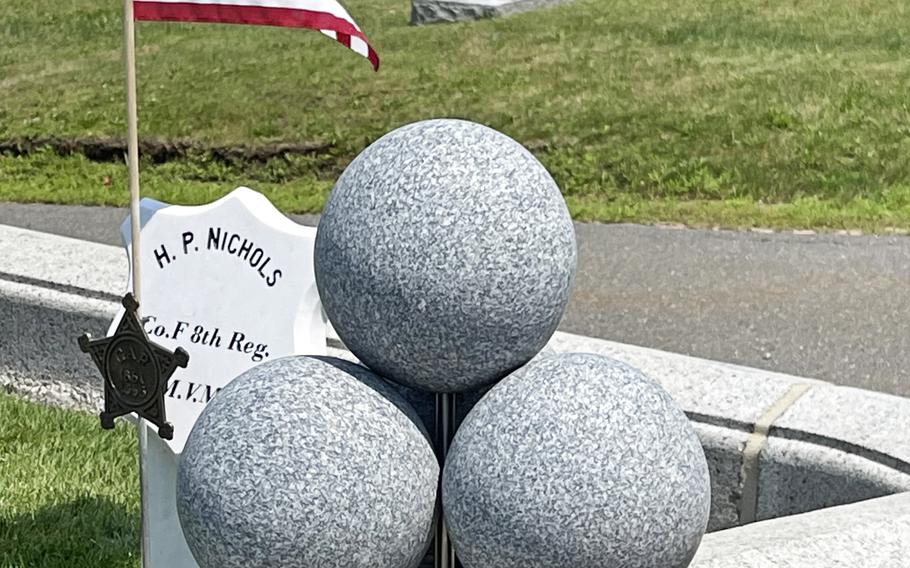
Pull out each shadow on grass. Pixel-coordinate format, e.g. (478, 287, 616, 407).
(0, 495, 139, 568)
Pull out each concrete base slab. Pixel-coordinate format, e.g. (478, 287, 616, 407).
(692, 492, 910, 568)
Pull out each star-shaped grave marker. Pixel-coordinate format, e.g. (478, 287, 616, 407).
(79, 293, 189, 440)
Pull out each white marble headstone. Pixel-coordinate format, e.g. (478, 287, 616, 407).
(110, 187, 326, 567)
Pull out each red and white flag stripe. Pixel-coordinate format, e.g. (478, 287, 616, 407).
(133, 0, 379, 70)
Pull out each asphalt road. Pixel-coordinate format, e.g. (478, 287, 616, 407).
(1, 202, 907, 397)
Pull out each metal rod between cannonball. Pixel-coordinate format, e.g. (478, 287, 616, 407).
(435, 392, 458, 568)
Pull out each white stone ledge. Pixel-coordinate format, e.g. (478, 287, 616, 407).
(691, 491, 910, 567)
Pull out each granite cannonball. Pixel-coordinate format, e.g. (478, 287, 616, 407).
(176, 356, 439, 568)
(442, 352, 710, 568)
(314, 119, 577, 393)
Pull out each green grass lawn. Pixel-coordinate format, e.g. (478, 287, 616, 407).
(0, 392, 140, 568)
(3, 0, 910, 230)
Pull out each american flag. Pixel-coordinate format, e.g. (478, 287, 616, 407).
(133, 0, 379, 70)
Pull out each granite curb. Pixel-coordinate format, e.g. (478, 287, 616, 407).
(1, 224, 909, 561)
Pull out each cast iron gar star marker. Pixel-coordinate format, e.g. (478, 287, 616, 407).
(78, 292, 189, 440)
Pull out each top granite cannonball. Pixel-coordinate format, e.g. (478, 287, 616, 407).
(315, 119, 577, 393)
(443, 352, 711, 568)
(176, 356, 439, 568)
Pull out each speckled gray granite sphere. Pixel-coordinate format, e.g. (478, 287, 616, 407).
(176, 356, 439, 568)
(315, 119, 576, 393)
(443, 352, 710, 568)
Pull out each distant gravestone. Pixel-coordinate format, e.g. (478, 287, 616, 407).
(410, 0, 575, 25)
(111, 187, 326, 567)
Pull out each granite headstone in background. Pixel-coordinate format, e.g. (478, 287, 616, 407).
(443, 352, 711, 568)
(177, 356, 438, 568)
(315, 119, 576, 393)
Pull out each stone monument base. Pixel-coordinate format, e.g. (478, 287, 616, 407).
(411, 0, 575, 25)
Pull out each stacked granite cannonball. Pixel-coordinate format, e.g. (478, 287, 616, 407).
(176, 356, 439, 568)
(175, 119, 710, 568)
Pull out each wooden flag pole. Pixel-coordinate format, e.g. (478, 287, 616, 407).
(123, 0, 142, 304)
(122, 2, 152, 566)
